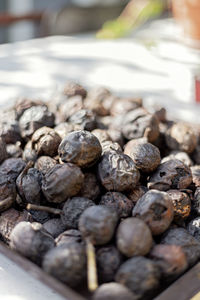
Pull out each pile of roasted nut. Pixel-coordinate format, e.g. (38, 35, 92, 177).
(0, 82, 200, 300)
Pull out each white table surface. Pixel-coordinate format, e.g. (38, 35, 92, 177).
(0, 17, 200, 300)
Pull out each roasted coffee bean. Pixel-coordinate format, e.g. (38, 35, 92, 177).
(165, 123, 197, 154)
(98, 152, 140, 192)
(122, 108, 159, 142)
(115, 256, 161, 299)
(149, 244, 188, 280)
(78, 172, 101, 201)
(61, 197, 95, 229)
(32, 127, 61, 157)
(148, 159, 192, 191)
(58, 130, 102, 167)
(19, 106, 55, 140)
(166, 189, 191, 221)
(6, 142, 22, 158)
(69, 109, 96, 131)
(92, 282, 137, 300)
(34, 156, 57, 175)
(161, 228, 200, 266)
(116, 217, 153, 257)
(187, 217, 200, 242)
(96, 245, 123, 283)
(16, 167, 43, 205)
(0, 208, 32, 243)
(125, 141, 161, 173)
(43, 218, 66, 238)
(79, 205, 118, 245)
(110, 97, 142, 116)
(55, 229, 82, 246)
(42, 164, 84, 203)
(63, 81, 87, 98)
(132, 190, 174, 235)
(127, 185, 148, 204)
(23, 141, 37, 162)
(100, 192, 133, 218)
(10, 221, 55, 264)
(161, 151, 193, 167)
(43, 242, 86, 287)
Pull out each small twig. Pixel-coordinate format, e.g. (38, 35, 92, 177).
(26, 204, 62, 215)
(143, 127, 151, 138)
(86, 237, 98, 292)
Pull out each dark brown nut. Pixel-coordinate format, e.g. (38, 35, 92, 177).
(187, 217, 200, 242)
(31, 127, 61, 157)
(148, 159, 192, 191)
(126, 185, 148, 204)
(0, 109, 22, 144)
(100, 192, 133, 218)
(161, 228, 200, 266)
(58, 130, 102, 168)
(0, 175, 16, 212)
(107, 129, 124, 147)
(14, 98, 45, 119)
(149, 244, 188, 280)
(192, 187, 200, 215)
(69, 109, 96, 131)
(55, 229, 82, 246)
(63, 81, 87, 98)
(28, 210, 51, 224)
(165, 123, 197, 154)
(98, 152, 140, 192)
(125, 141, 161, 173)
(78, 172, 101, 201)
(23, 141, 37, 162)
(42, 242, 86, 287)
(34, 156, 57, 175)
(91, 129, 111, 143)
(166, 189, 191, 221)
(78, 205, 118, 245)
(84, 87, 111, 116)
(58, 95, 84, 121)
(93, 283, 137, 300)
(96, 245, 123, 283)
(0, 208, 32, 243)
(124, 138, 147, 156)
(19, 106, 55, 140)
(121, 108, 159, 142)
(16, 167, 43, 205)
(161, 151, 193, 167)
(154, 107, 166, 123)
(42, 164, 84, 203)
(43, 218, 66, 238)
(0, 137, 7, 163)
(191, 165, 200, 187)
(54, 122, 81, 140)
(132, 190, 174, 235)
(115, 256, 161, 299)
(6, 142, 22, 158)
(10, 221, 55, 264)
(101, 141, 122, 154)
(0, 158, 26, 181)
(116, 217, 153, 257)
(110, 97, 142, 116)
(61, 197, 95, 229)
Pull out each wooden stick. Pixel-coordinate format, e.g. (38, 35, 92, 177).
(26, 204, 62, 215)
(86, 238, 98, 292)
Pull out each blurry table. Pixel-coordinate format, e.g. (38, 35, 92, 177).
(0, 16, 200, 300)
